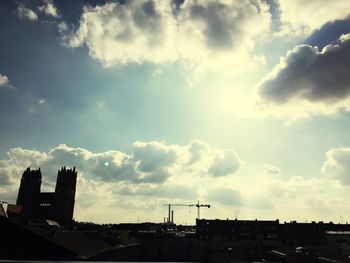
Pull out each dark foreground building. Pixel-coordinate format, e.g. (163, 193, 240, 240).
(13, 166, 77, 224)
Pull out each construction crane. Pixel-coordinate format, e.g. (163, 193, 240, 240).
(192, 200, 211, 220)
(162, 201, 211, 224)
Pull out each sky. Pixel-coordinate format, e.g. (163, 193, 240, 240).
(0, 0, 350, 224)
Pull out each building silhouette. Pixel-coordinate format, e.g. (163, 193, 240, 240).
(16, 166, 77, 224)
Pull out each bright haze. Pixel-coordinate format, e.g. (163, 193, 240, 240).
(1, 0, 350, 224)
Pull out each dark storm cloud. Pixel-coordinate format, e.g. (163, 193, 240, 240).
(258, 34, 350, 104)
(307, 17, 350, 49)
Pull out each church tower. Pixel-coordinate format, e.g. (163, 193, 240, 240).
(52, 166, 77, 224)
(16, 167, 42, 217)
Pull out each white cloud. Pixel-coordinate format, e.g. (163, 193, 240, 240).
(38, 99, 46, 105)
(235, 166, 350, 221)
(0, 161, 12, 186)
(322, 147, 350, 185)
(208, 150, 242, 177)
(66, 0, 271, 75)
(3, 143, 350, 223)
(0, 140, 242, 188)
(263, 164, 281, 175)
(277, 0, 350, 35)
(57, 22, 68, 34)
(17, 5, 38, 21)
(38, 0, 59, 18)
(254, 33, 350, 119)
(0, 141, 243, 223)
(0, 74, 9, 87)
(7, 147, 49, 168)
(67, 1, 177, 66)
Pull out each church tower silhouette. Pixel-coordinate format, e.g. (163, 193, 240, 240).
(15, 166, 77, 225)
(52, 166, 77, 224)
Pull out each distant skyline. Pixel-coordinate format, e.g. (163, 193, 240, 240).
(1, 0, 350, 224)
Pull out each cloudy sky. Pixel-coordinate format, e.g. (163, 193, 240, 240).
(1, 0, 350, 224)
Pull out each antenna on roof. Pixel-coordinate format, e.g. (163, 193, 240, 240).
(234, 209, 239, 220)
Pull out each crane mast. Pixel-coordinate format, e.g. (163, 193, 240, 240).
(194, 200, 211, 220)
